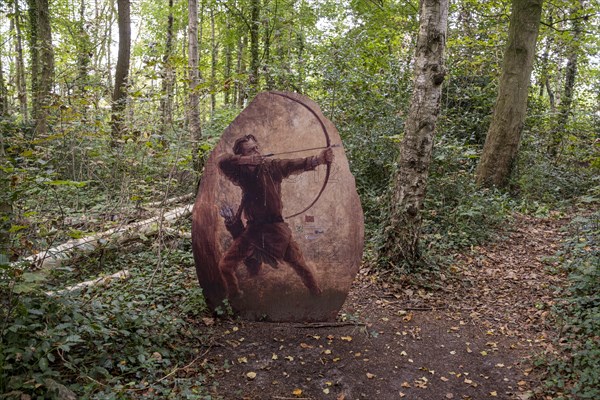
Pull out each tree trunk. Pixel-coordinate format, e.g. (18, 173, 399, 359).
(33, 0, 54, 137)
(111, 0, 131, 139)
(296, 31, 305, 93)
(188, 0, 202, 170)
(210, 7, 217, 117)
(106, 0, 114, 95)
(12, 1, 28, 121)
(248, 0, 260, 99)
(236, 35, 247, 107)
(76, 0, 92, 96)
(548, 4, 582, 156)
(28, 0, 40, 125)
(224, 19, 233, 105)
(380, 0, 449, 265)
(475, 0, 542, 187)
(161, 0, 175, 133)
(0, 126, 10, 265)
(264, 8, 274, 91)
(0, 54, 7, 116)
(538, 14, 553, 97)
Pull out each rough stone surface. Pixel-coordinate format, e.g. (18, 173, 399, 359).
(192, 91, 364, 321)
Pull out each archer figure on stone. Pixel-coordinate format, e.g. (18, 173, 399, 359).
(217, 134, 333, 299)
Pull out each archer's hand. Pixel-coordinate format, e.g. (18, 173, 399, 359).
(317, 148, 334, 165)
(219, 205, 235, 224)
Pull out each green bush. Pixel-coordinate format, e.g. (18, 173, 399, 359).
(422, 136, 512, 252)
(1, 246, 212, 399)
(513, 101, 600, 210)
(540, 212, 599, 399)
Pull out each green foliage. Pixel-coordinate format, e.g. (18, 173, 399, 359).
(1, 245, 213, 399)
(0, 115, 199, 261)
(308, 0, 418, 229)
(539, 212, 599, 400)
(423, 136, 512, 252)
(511, 104, 599, 210)
(440, 75, 496, 145)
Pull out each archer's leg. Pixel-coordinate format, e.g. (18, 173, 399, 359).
(218, 237, 252, 298)
(284, 239, 322, 296)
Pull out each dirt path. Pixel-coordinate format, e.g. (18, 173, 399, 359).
(194, 214, 567, 400)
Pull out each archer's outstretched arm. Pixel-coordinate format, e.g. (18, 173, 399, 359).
(274, 148, 334, 178)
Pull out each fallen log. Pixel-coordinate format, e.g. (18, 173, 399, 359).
(45, 269, 131, 296)
(145, 193, 195, 209)
(16, 204, 193, 270)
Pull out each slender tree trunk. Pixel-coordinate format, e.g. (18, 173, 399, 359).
(13, 1, 28, 121)
(296, 30, 305, 93)
(0, 136, 10, 265)
(236, 35, 247, 107)
(161, 0, 175, 133)
(380, 0, 449, 264)
(111, 0, 131, 139)
(475, 0, 543, 187)
(224, 19, 233, 105)
(188, 0, 202, 170)
(549, 4, 582, 156)
(106, 1, 114, 96)
(264, 8, 274, 90)
(538, 14, 553, 97)
(76, 0, 92, 96)
(276, 29, 286, 88)
(28, 0, 40, 125)
(0, 41, 8, 261)
(0, 55, 7, 116)
(210, 7, 217, 117)
(32, 0, 54, 137)
(248, 0, 260, 98)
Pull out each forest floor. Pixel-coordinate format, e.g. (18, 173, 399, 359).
(188, 214, 567, 400)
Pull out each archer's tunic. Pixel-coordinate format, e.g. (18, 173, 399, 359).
(218, 154, 319, 260)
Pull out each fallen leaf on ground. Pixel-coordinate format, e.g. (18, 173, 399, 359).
(246, 372, 256, 380)
(292, 388, 302, 396)
(366, 373, 375, 379)
(415, 377, 428, 388)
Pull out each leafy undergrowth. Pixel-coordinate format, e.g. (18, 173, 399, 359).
(2, 199, 597, 400)
(535, 211, 599, 400)
(0, 227, 215, 399)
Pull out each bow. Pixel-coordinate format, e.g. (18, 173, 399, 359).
(268, 91, 332, 219)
